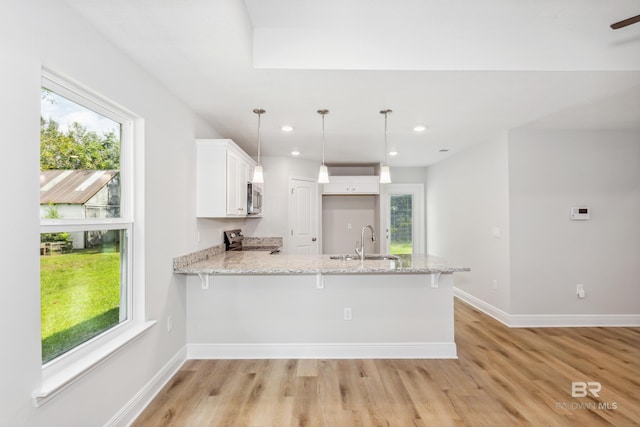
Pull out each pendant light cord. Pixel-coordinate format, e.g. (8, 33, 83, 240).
(317, 109, 329, 165)
(257, 112, 261, 164)
(380, 109, 392, 166)
(253, 108, 265, 164)
(384, 112, 388, 165)
(321, 113, 325, 166)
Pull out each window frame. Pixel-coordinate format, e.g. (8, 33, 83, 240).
(36, 71, 152, 405)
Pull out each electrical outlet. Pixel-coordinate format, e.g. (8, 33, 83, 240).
(343, 307, 352, 321)
(492, 279, 498, 290)
(167, 315, 173, 332)
(576, 284, 585, 299)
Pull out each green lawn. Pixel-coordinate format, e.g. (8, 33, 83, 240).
(40, 248, 121, 363)
(390, 241, 413, 254)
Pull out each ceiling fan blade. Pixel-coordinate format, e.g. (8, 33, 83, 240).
(611, 14, 640, 29)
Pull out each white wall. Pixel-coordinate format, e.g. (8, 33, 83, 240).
(426, 128, 640, 320)
(426, 134, 512, 312)
(508, 129, 640, 315)
(322, 195, 378, 254)
(0, 1, 230, 425)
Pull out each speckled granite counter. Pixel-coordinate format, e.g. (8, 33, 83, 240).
(174, 249, 469, 275)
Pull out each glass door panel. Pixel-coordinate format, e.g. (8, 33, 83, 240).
(389, 194, 413, 254)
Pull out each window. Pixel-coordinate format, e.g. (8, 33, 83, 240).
(40, 74, 134, 365)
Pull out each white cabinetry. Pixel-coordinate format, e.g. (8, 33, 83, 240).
(322, 176, 380, 195)
(196, 139, 256, 218)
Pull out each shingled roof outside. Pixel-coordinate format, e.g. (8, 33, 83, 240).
(40, 170, 119, 205)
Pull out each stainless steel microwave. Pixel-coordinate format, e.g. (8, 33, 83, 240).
(247, 182, 262, 215)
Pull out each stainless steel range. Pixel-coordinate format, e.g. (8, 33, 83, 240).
(223, 229, 244, 251)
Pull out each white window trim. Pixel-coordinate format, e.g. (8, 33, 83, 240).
(35, 70, 152, 406)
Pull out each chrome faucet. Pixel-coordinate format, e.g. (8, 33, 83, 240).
(355, 224, 376, 260)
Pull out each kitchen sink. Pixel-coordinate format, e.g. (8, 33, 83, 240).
(329, 254, 400, 261)
(329, 254, 360, 261)
(364, 254, 400, 261)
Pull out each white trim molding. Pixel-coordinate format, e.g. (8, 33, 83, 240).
(508, 313, 640, 328)
(454, 287, 640, 328)
(188, 342, 457, 360)
(453, 288, 511, 326)
(105, 345, 187, 427)
(34, 321, 156, 407)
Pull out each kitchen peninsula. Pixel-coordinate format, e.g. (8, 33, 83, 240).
(174, 246, 470, 359)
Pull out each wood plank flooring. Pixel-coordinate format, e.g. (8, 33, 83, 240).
(133, 299, 640, 426)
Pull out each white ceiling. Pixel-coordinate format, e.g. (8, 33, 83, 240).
(64, 0, 640, 167)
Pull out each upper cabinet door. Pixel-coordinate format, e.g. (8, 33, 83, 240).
(352, 178, 380, 194)
(322, 177, 353, 194)
(226, 150, 242, 215)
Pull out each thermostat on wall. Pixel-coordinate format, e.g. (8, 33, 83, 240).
(570, 207, 590, 220)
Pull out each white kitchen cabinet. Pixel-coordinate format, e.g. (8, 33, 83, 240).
(322, 176, 380, 195)
(225, 149, 252, 216)
(196, 139, 256, 218)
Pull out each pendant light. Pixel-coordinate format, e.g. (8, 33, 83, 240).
(252, 108, 265, 183)
(380, 109, 392, 183)
(317, 109, 330, 183)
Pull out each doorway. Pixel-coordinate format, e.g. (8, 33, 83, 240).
(380, 184, 424, 254)
(288, 177, 320, 254)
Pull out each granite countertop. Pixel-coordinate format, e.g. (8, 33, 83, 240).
(173, 246, 470, 276)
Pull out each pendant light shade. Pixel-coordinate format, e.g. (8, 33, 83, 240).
(252, 164, 264, 183)
(380, 109, 392, 184)
(252, 108, 265, 184)
(318, 164, 329, 183)
(379, 165, 391, 184)
(317, 109, 330, 184)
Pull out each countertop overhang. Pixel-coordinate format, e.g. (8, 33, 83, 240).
(174, 250, 470, 276)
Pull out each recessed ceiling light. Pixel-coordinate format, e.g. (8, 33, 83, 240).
(291, 150, 300, 156)
(389, 151, 398, 156)
(281, 125, 294, 132)
(413, 125, 427, 132)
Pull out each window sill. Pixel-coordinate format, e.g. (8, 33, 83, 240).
(33, 320, 156, 407)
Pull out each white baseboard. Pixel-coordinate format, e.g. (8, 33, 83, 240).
(508, 313, 640, 327)
(188, 342, 458, 359)
(105, 345, 187, 427)
(453, 287, 511, 326)
(454, 287, 640, 328)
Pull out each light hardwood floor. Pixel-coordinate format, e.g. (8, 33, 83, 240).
(133, 299, 640, 426)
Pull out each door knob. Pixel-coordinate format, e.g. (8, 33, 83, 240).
(312, 237, 317, 241)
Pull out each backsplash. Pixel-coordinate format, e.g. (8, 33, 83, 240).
(243, 236, 283, 248)
(172, 243, 225, 270)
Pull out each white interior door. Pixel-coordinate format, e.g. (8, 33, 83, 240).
(289, 177, 319, 254)
(380, 184, 424, 255)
